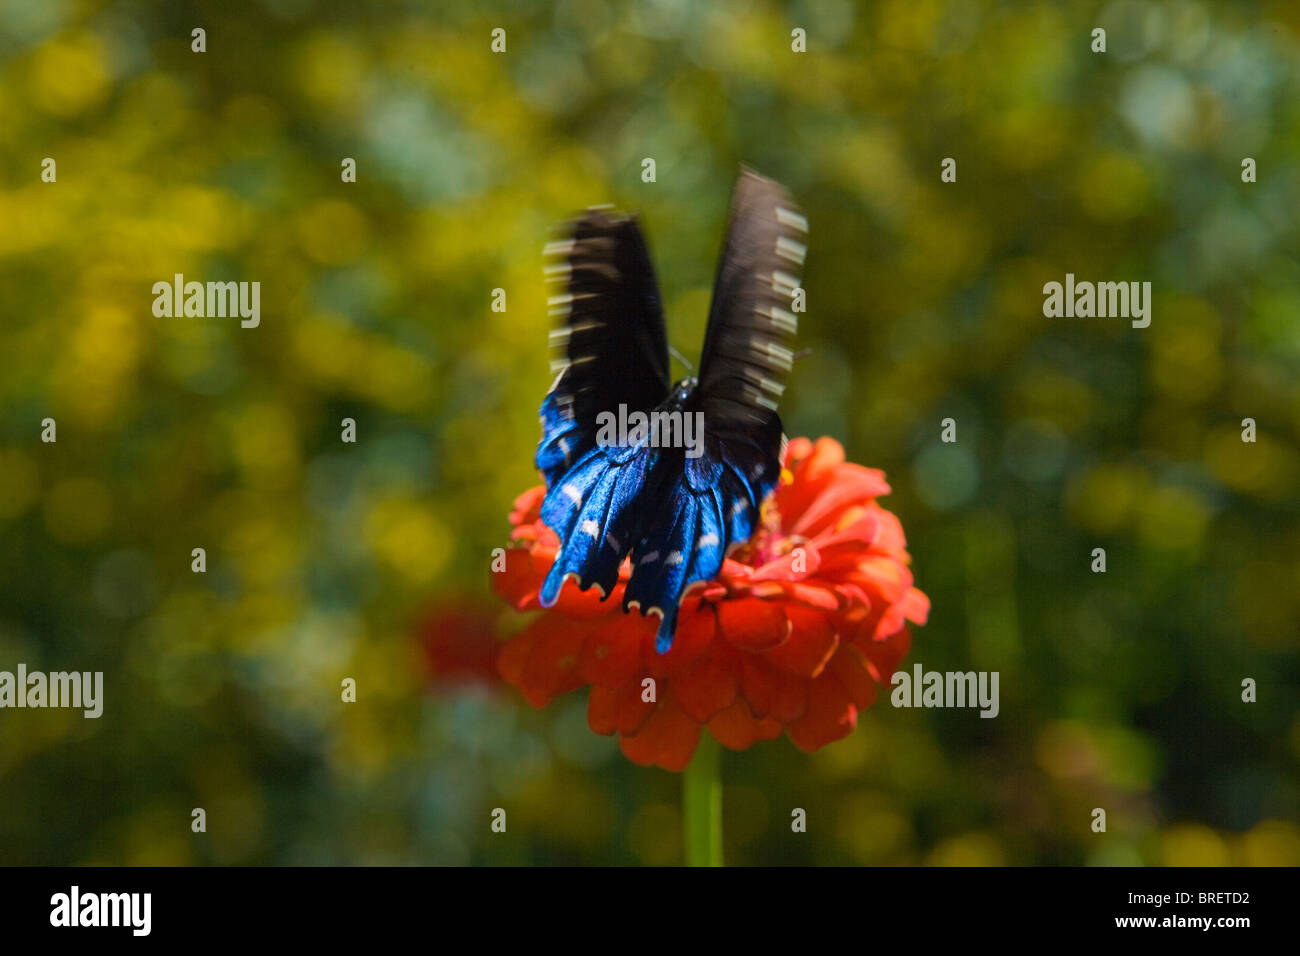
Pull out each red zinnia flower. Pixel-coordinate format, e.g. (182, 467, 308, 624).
(492, 436, 929, 771)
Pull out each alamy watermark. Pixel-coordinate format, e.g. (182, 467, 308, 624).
(50, 886, 150, 936)
(152, 273, 260, 328)
(595, 404, 704, 458)
(891, 663, 999, 718)
(0, 664, 102, 718)
(1042, 273, 1151, 328)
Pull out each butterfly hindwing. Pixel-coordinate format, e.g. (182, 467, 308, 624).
(622, 453, 730, 651)
(538, 441, 659, 606)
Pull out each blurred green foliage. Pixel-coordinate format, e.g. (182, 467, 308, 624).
(1, 0, 1297, 865)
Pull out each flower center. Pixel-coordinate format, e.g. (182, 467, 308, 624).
(736, 500, 807, 567)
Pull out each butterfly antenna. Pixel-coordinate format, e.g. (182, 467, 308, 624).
(668, 344, 695, 374)
(793, 347, 813, 361)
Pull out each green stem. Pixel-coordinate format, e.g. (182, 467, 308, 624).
(683, 732, 723, 866)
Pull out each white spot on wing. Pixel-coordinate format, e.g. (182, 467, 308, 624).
(776, 236, 807, 265)
(764, 305, 798, 334)
(753, 338, 794, 371)
(776, 207, 808, 232)
(580, 519, 599, 537)
(772, 270, 801, 297)
(562, 484, 583, 505)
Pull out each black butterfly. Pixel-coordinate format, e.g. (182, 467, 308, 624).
(534, 168, 807, 651)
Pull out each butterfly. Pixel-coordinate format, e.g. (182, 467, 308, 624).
(534, 168, 807, 652)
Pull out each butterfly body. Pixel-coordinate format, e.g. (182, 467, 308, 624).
(533, 169, 807, 651)
(667, 378, 698, 408)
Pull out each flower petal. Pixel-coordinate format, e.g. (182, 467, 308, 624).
(783, 436, 814, 468)
(648, 603, 715, 676)
(854, 626, 912, 685)
(902, 586, 930, 626)
(785, 464, 891, 539)
(762, 606, 838, 677)
(588, 677, 655, 736)
(672, 646, 739, 723)
(490, 547, 544, 612)
(509, 485, 546, 527)
(579, 613, 649, 688)
(517, 616, 587, 705)
(740, 656, 808, 722)
(751, 544, 821, 581)
(787, 670, 857, 752)
(619, 691, 701, 771)
(717, 600, 790, 652)
(707, 698, 783, 750)
(827, 645, 881, 710)
(497, 620, 540, 697)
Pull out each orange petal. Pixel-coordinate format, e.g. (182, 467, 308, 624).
(763, 606, 838, 677)
(739, 658, 808, 723)
(649, 603, 716, 677)
(739, 655, 775, 718)
(869, 504, 907, 552)
(717, 599, 790, 652)
(509, 485, 546, 526)
(518, 616, 587, 705)
(786, 464, 891, 539)
(902, 587, 930, 626)
(588, 678, 655, 736)
(802, 437, 847, 480)
(497, 622, 540, 696)
(707, 698, 782, 750)
(490, 547, 544, 612)
(787, 670, 857, 752)
(814, 511, 881, 553)
(545, 569, 629, 618)
(751, 545, 821, 582)
(855, 626, 912, 685)
(781, 582, 842, 611)
(619, 691, 702, 771)
(783, 436, 814, 469)
(827, 645, 881, 710)
(579, 614, 648, 688)
(672, 647, 739, 723)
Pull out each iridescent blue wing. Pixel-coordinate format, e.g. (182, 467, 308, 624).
(621, 452, 734, 651)
(624, 170, 807, 651)
(538, 441, 660, 606)
(536, 210, 670, 487)
(535, 209, 671, 606)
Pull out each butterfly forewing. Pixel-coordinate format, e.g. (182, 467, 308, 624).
(536, 210, 670, 483)
(697, 168, 807, 433)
